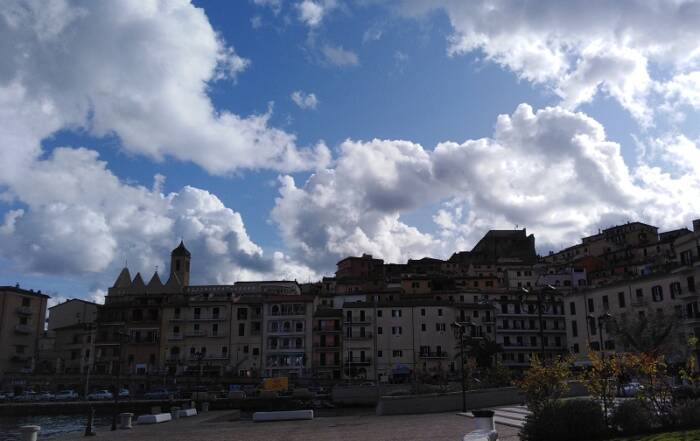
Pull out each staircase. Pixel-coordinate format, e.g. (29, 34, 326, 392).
(459, 405, 530, 429)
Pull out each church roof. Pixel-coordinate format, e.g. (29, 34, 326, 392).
(172, 240, 191, 257)
(131, 272, 146, 291)
(146, 271, 163, 291)
(165, 271, 183, 292)
(113, 267, 132, 288)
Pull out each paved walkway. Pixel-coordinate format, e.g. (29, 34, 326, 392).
(52, 410, 521, 441)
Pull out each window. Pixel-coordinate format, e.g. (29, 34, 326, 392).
(237, 308, 248, 320)
(377, 310, 382, 317)
(435, 323, 446, 331)
(21, 297, 30, 307)
(602, 295, 609, 311)
(238, 323, 245, 336)
(503, 336, 511, 346)
(530, 336, 537, 346)
(571, 320, 578, 337)
(213, 307, 220, 319)
(392, 309, 402, 318)
(572, 343, 580, 353)
(689, 276, 696, 292)
(392, 326, 402, 335)
(473, 310, 479, 318)
(174, 308, 180, 319)
(253, 347, 260, 355)
(635, 288, 644, 303)
(19, 316, 28, 325)
(360, 311, 366, 321)
(212, 324, 219, 336)
(670, 282, 682, 299)
(377, 326, 383, 335)
(618, 292, 626, 308)
(392, 350, 403, 357)
(587, 299, 594, 313)
(377, 350, 383, 358)
(652, 285, 663, 302)
(346, 311, 352, 322)
(421, 323, 426, 331)
(296, 322, 303, 332)
(438, 308, 443, 316)
(194, 307, 201, 319)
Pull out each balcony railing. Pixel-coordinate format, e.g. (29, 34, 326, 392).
(346, 333, 373, 340)
(345, 357, 372, 365)
(16, 306, 33, 316)
(172, 314, 227, 321)
(343, 320, 371, 326)
(184, 330, 207, 337)
(419, 351, 448, 359)
(168, 334, 184, 341)
(14, 324, 32, 334)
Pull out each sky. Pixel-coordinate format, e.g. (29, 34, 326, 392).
(2, 0, 700, 305)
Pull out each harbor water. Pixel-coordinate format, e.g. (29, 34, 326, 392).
(0, 415, 113, 441)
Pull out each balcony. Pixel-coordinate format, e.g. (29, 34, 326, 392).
(168, 334, 184, 341)
(14, 324, 32, 334)
(419, 351, 448, 359)
(343, 320, 371, 326)
(10, 355, 31, 363)
(171, 314, 227, 322)
(313, 343, 341, 349)
(16, 306, 33, 316)
(314, 326, 341, 333)
(346, 333, 373, 340)
(346, 357, 372, 366)
(184, 330, 207, 337)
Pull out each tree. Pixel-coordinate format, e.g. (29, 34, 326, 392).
(609, 307, 680, 358)
(515, 355, 572, 414)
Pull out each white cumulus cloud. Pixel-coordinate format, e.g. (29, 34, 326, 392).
(291, 90, 319, 109)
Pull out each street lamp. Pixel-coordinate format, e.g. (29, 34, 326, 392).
(587, 313, 612, 357)
(83, 322, 96, 437)
(451, 320, 473, 413)
(519, 285, 558, 361)
(111, 330, 130, 431)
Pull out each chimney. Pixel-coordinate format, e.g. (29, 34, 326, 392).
(693, 219, 700, 232)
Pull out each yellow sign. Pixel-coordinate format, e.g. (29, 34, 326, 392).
(263, 377, 289, 392)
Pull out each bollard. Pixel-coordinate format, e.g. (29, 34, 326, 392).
(171, 406, 181, 419)
(463, 410, 497, 441)
(119, 413, 134, 430)
(473, 410, 495, 432)
(201, 402, 210, 412)
(19, 425, 40, 441)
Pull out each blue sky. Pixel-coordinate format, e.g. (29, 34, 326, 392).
(2, 0, 700, 303)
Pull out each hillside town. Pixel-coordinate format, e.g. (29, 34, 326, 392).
(2, 219, 699, 396)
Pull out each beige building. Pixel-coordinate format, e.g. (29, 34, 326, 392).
(230, 296, 264, 378)
(0, 286, 49, 377)
(565, 263, 700, 365)
(342, 299, 494, 382)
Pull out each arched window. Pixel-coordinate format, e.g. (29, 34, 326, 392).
(295, 338, 303, 348)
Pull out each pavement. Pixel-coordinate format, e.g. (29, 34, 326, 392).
(51, 410, 522, 441)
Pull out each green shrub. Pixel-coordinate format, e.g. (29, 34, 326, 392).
(520, 399, 607, 441)
(610, 399, 654, 436)
(673, 399, 700, 430)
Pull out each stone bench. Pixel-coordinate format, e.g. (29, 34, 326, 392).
(177, 408, 198, 418)
(253, 410, 314, 422)
(136, 413, 172, 424)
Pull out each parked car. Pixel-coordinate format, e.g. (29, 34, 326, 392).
(36, 391, 55, 401)
(87, 390, 113, 400)
(118, 389, 130, 398)
(55, 390, 80, 401)
(144, 388, 174, 400)
(619, 381, 643, 397)
(0, 392, 15, 401)
(13, 391, 38, 402)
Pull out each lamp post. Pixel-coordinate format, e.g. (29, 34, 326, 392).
(587, 313, 612, 357)
(520, 285, 558, 361)
(111, 331, 130, 431)
(451, 320, 472, 413)
(83, 323, 96, 437)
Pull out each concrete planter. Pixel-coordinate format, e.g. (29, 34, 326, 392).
(119, 413, 134, 429)
(19, 425, 40, 441)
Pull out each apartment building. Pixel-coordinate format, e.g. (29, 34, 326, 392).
(0, 286, 49, 376)
(262, 296, 314, 378)
(493, 290, 567, 368)
(342, 299, 494, 382)
(47, 299, 99, 330)
(161, 289, 233, 377)
(230, 296, 264, 377)
(312, 308, 342, 380)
